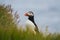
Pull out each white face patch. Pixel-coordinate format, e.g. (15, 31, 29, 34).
(28, 13, 34, 16)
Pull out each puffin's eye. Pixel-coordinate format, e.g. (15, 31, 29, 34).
(30, 13, 32, 14)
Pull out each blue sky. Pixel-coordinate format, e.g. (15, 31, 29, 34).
(0, 0, 60, 33)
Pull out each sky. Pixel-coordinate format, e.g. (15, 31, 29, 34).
(0, 0, 60, 33)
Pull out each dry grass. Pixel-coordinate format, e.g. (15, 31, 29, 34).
(0, 26, 60, 40)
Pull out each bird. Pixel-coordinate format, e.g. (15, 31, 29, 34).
(24, 11, 39, 34)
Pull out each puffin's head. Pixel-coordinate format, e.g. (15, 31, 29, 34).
(24, 11, 34, 17)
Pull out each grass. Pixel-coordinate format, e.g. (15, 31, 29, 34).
(0, 26, 60, 40)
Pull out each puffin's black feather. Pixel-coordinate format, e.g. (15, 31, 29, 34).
(28, 15, 39, 32)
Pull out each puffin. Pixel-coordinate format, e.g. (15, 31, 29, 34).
(24, 11, 39, 34)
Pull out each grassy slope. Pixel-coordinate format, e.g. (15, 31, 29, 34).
(0, 26, 60, 40)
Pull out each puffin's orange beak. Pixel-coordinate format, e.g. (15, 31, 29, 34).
(24, 13, 28, 16)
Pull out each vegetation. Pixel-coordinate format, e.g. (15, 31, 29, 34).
(0, 4, 60, 40)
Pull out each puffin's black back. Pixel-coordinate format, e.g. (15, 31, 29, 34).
(28, 16, 39, 32)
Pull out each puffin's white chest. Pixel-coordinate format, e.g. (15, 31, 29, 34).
(25, 20, 35, 31)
